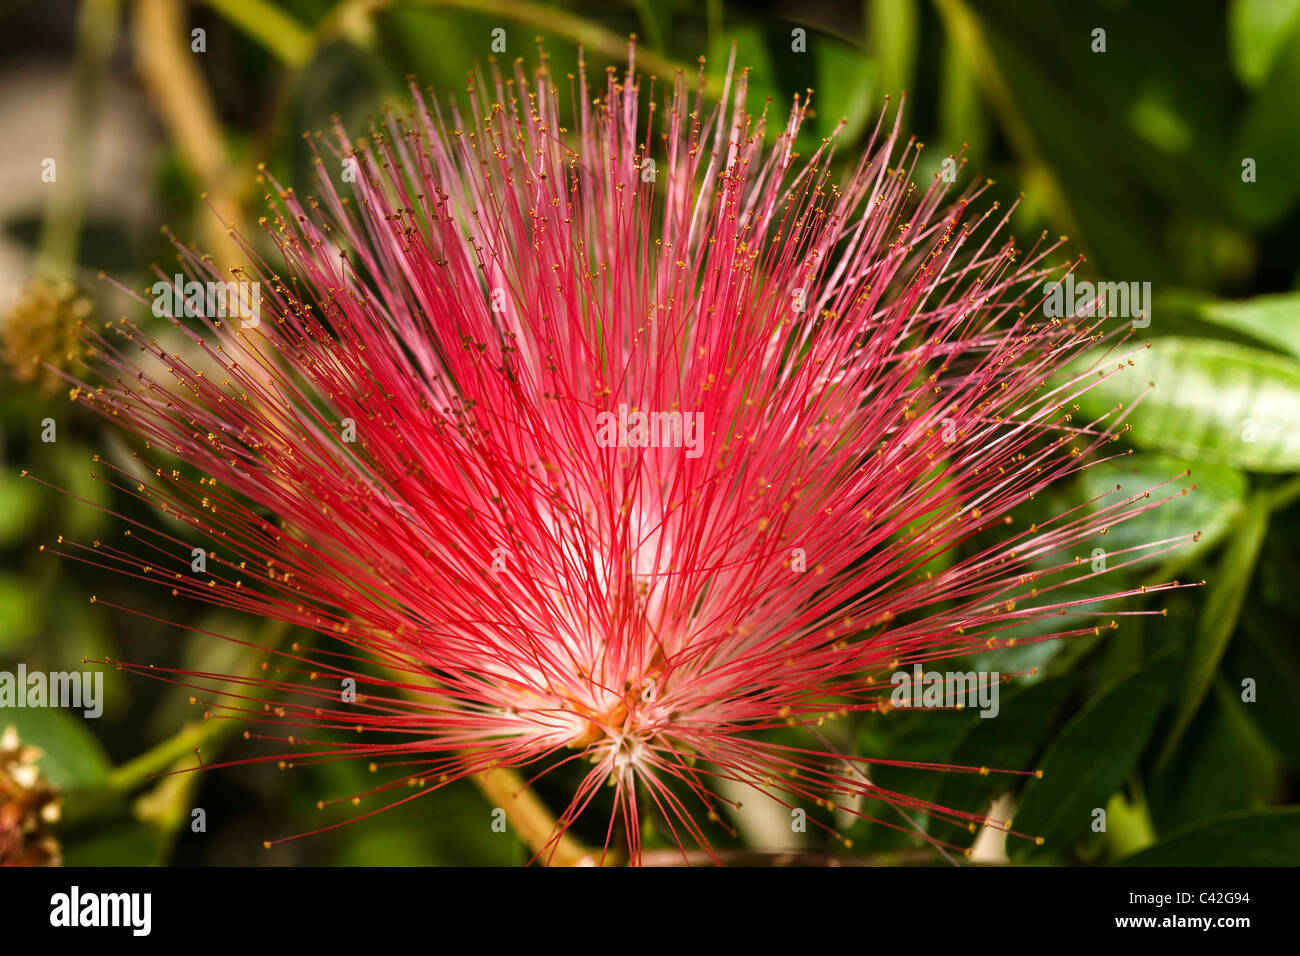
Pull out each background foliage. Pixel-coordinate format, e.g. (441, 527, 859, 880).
(1, 0, 1298, 865)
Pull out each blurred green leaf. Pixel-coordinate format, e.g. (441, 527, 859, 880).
(1228, 0, 1300, 88)
(933, 674, 1075, 832)
(1232, 26, 1300, 226)
(51, 442, 110, 538)
(813, 39, 877, 143)
(1075, 338, 1300, 472)
(970, 614, 1097, 684)
(1231, 612, 1300, 772)
(329, 777, 523, 866)
(3, 706, 112, 791)
(938, 27, 986, 164)
(62, 819, 161, 866)
(964, 0, 1230, 283)
(868, 0, 917, 98)
(709, 21, 779, 107)
(0, 471, 42, 545)
(1158, 493, 1268, 764)
(966, 579, 1109, 682)
(50, 595, 123, 714)
(0, 574, 41, 651)
(854, 706, 973, 847)
(1149, 679, 1279, 832)
(1103, 789, 1157, 859)
(630, 0, 669, 53)
(1190, 292, 1300, 361)
(332, 825, 443, 867)
(1127, 86, 1193, 155)
(380, 5, 476, 92)
(1116, 806, 1300, 865)
(1011, 648, 1177, 858)
(202, 0, 314, 67)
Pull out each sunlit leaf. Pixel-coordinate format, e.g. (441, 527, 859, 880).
(1190, 291, 1300, 361)
(1228, 0, 1300, 88)
(1074, 338, 1300, 472)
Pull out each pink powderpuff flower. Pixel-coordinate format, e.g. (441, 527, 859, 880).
(44, 47, 1193, 865)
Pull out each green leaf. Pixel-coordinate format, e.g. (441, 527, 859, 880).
(1010, 649, 1177, 857)
(938, 27, 987, 164)
(853, 706, 973, 848)
(814, 39, 877, 144)
(1073, 454, 1247, 565)
(0, 574, 42, 652)
(2, 707, 112, 791)
(51, 443, 111, 537)
(380, 4, 476, 93)
(0, 471, 41, 545)
(968, 609, 1098, 684)
(1157, 494, 1268, 764)
(868, 0, 917, 99)
(946, 0, 1227, 282)
(1190, 292, 1300, 361)
(1103, 789, 1157, 858)
(630, 0, 670, 54)
(933, 675, 1076, 830)
(333, 826, 445, 867)
(1228, 0, 1300, 88)
(62, 820, 161, 867)
(1232, 27, 1300, 226)
(327, 776, 523, 866)
(1231, 612, 1300, 772)
(709, 22, 779, 108)
(1149, 680, 1279, 832)
(1074, 338, 1300, 472)
(1116, 807, 1300, 865)
(204, 0, 314, 67)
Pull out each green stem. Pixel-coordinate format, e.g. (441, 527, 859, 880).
(36, 0, 122, 279)
(408, 0, 720, 94)
(134, 0, 245, 269)
(930, 0, 1084, 243)
(468, 765, 597, 866)
(630, 0, 665, 53)
(62, 720, 224, 826)
(63, 618, 290, 824)
(102, 719, 227, 794)
(385, 672, 598, 864)
(199, 0, 315, 67)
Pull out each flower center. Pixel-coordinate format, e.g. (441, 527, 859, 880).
(563, 675, 665, 751)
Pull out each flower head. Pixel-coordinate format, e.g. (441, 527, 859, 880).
(0, 726, 63, 866)
(45, 48, 1190, 863)
(2, 277, 91, 398)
